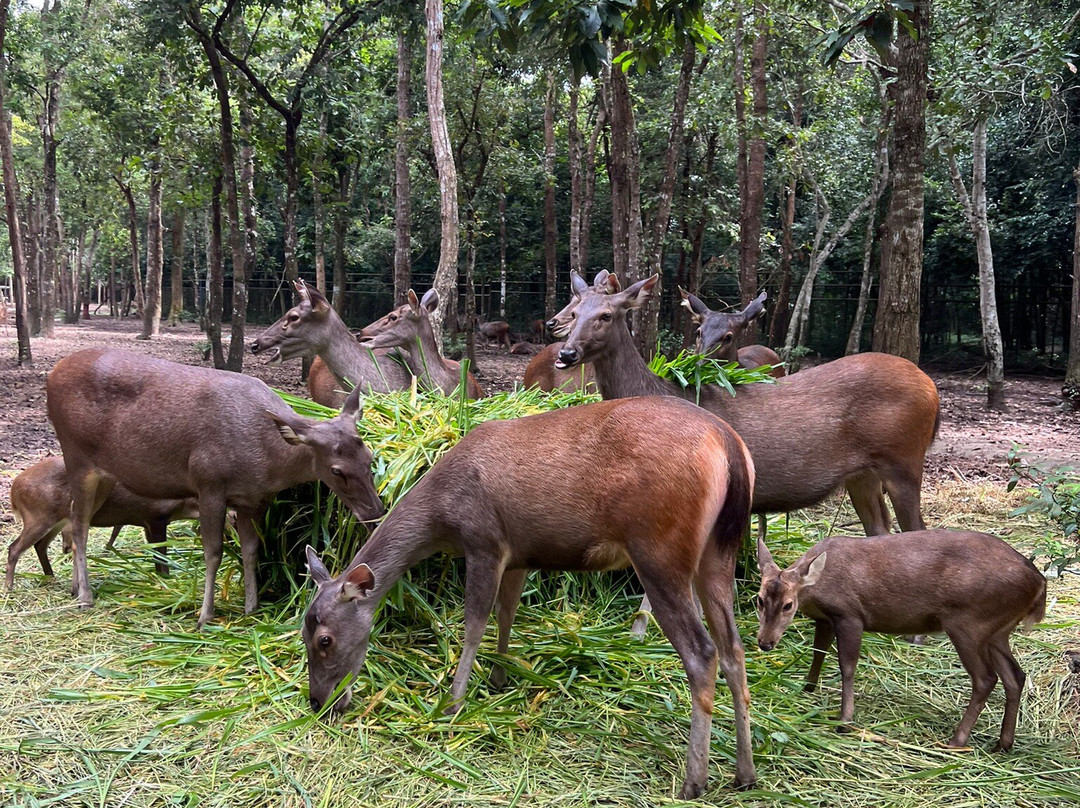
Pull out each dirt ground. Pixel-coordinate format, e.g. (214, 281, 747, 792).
(1, 317, 1078, 525)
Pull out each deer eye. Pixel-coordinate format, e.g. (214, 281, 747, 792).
(288, 313, 300, 323)
(721, 334, 734, 344)
(331, 467, 345, 478)
(389, 314, 397, 321)
(782, 602, 794, 612)
(599, 312, 612, 322)
(318, 635, 332, 649)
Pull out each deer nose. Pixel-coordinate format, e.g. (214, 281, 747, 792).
(545, 318, 557, 331)
(249, 340, 260, 354)
(758, 640, 774, 652)
(558, 347, 579, 366)
(310, 697, 322, 713)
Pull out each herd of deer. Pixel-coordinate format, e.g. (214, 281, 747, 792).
(7, 272, 1047, 798)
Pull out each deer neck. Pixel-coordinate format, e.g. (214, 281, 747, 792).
(318, 315, 379, 386)
(347, 504, 444, 603)
(592, 321, 680, 400)
(403, 319, 456, 393)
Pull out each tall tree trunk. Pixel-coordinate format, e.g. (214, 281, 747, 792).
(543, 72, 558, 322)
(947, 118, 1005, 409)
(393, 31, 412, 305)
(117, 180, 145, 316)
(167, 209, 186, 325)
(39, 0, 63, 338)
(282, 114, 301, 290)
(230, 92, 256, 371)
(0, 0, 30, 363)
(313, 105, 328, 295)
(568, 81, 583, 276)
(108, 251, 116, 318)
(845, 195, 879, 355)
(498, 182, 507, 318)
(1065, 162, 1080, 408)
(425, 0, 459, 345)
(770, 89, 802, 347)
(207, 176, 226, 368)
(333, 161, 352, 314)
(464, 207, 477, 370)
(139, 161, 164, 339)
(581, 90, 606, 274)
(872, 0, 929, 361)
(25, 191, 41, 334)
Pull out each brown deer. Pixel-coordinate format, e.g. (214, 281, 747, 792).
(7, 455, 199, 588)
(755, 530, 1046, 751)
(477, 319, 512, 350)
(555, 273, 940, 636)
(679, 289, 785, 378)
(46, 349, 386, 627)
(250, 281, 412, 402)
(301, 396, 756, 797)
(359, 289, 484, 398)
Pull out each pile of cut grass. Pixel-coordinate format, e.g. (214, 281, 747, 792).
(1, 387, 1077, 807)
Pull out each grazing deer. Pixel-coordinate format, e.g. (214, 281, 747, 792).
(6, 455, 199, 588)
(555, 272, 940, 636)
(477, 319, 512, 350)
(679, 289, 785, 378)
(359, 289, 484, 398)
(755, 530, 1046, 751)
(302, 396, 756, 797)
(250, 281, 412, 401)
(46, 349, 385, 626)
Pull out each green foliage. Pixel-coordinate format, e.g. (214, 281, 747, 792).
(1008, 447, 1080, 577)
(647, 346, 778, 399)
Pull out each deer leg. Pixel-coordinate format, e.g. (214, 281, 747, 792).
(845, 472, 892, 536)
(882, 467, 927, 533)
(833, 619, 864, 726)
(805, 620, 835, 693)
(696, 546, 756, 791)
(68, 471, 112, 607)
(946, 629, 998, 748)
(988, 635, 1025, 752)
(105, 525, 122, 551)
(234, 509, 263, 616)
(447, 555, 504, 713)
(7, 520, 61, 588)
(636, 565, 721, 799)
(145, 519, 170, 577)
(491, 567, 527, 691)
(196, 492, 227, 628)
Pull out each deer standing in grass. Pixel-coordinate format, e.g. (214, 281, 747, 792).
(6, 455, 198, 587)
(359, 289, 484, 398)
(755, 529, 1045, 751)
(679, 289, 785, 378)
(250, 281, 412, 406)
(555, 272, 940, 637)
(47, 349, 385, 626)
(477, 319, 512, 350)
(301, 396, 757, 798)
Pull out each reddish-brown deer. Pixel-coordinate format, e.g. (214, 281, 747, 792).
(301, 396, 756, 797)
(477, 319, 512, 350)
(359, 289, 484, 398)
(250, 281, 412, 403)
(755, 529, 1046, 751)
(555, 272, 940, 636)
(6, 455, 199, 588)
(47, 349, 385, 626)
(679, 289, 785, 378)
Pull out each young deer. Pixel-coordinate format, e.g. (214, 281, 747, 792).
(755, 530, 1046, 751)
(302, 396, 757, 798)
(679, 289, 785, 378)
(359, 289, 484, 398)
(6, 455, 198, 588)
(47, 348, 386, 626)
(555, 272, 940, 637)
(250, 280, 412, 400)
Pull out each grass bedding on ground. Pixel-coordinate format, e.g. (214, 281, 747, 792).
(1, 390, 1078, 807)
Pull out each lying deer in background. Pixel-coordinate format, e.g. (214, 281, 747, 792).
(679, 289, 785, 378)
(47, 348, 386, 627)
(250, 281, 412, 406)
(6, 455, 199, 588)
(755, 529, 1046, 751)
(359, 289, 484, 398)
(301, 396, 757, 798)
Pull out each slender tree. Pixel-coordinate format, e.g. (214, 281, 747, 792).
(1065, 162, 1080, 408)
(0, 0, 29, 363)
(394, 31, 413, 305)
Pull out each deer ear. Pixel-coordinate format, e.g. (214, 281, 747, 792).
(604, 273, 622, 293)
(420, 288, 439, 312)
(679, 288, 710, 322)
(407, 289, 420, 311)
(619, 274, 659, 309)
(340, 563, 376, 601)
(305, 545, 332, 585)
(742, 291, 767, 323)
(308, 287, 331, 318)
(295, 279, 309, 300)
(802, 552, 827, 588)
(268, 411, 308, 445)
(757, 535, 779, 574)
(340, 385, 364, 420)
(570, 270, 589, 297)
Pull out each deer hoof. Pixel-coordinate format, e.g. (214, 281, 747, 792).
(677, 780, 705, 800)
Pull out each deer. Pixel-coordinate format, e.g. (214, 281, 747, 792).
(555, 272, 941, 637)
(46, 348, 386, 627)
(477, 319, 512, 350)
(250, 280, 412, 404)
(679, 289, 785, 378)
(6, 455, 199, 588)
(358, 289, 484, 398)
(755, 529, 1046, 751)
(301, 395, 756, 798)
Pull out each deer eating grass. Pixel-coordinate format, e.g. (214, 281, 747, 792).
(755, 530, 1046, 751)
(301, 396, 757, 798)
(46, 348, 386, 626)
(6, 455, 198, 588)
(359, 289, 484, 398)
(554, 272, 940, 637)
